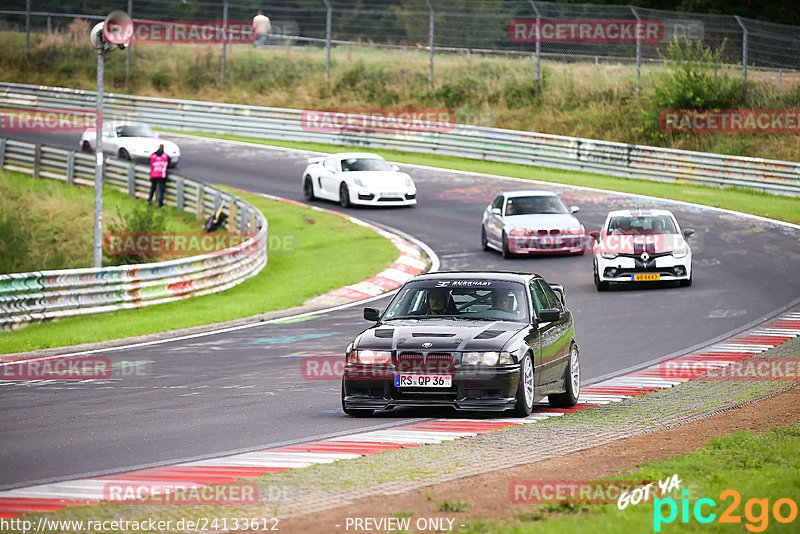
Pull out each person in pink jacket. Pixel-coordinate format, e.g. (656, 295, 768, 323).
(149, 144, 170, 207)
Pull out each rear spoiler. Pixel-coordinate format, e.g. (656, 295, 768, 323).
(307, 156, 325, 165)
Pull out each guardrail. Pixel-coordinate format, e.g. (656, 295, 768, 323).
(0, 137, 268, 331)
(1, 81, 799, 197)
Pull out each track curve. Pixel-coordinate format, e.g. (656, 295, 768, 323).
(1, 130, 799, 489)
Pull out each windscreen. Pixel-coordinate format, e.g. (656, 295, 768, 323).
(341, 158, 393, 172)
(384, 280, 529, 322)
(506, 195, 569, 215)
(118, 124, 155, 138)
(606, 215, 678, 234)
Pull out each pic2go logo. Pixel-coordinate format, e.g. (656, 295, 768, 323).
(654, 489, 798, 532)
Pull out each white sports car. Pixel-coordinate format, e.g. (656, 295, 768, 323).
(590, 209, 695, 291)
(481, 190, 585, 258)
(301, 153, 416, 207)
(80, 121, 180, 167)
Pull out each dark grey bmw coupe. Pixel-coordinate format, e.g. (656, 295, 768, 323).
(341, 271, 580, 417)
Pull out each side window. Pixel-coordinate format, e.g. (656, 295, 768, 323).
(529, 280, 547, 314)
(323, 158, 338, 173)
(492, 196, 504, 210)
(538, 281, 563, 311)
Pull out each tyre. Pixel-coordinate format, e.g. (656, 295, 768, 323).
(303, 176, 315, 201)
(118, 148, 131, 160)
(339, 183, 351, 208)
(594, 264, 609, 292)
(502, 232, 513, 260)
(511, 353, 535, 417)
(341, 381, 373, 417)
(81, 141, 92, 153)
(481, 226, 490, 251)
(549, 345, 580, 407)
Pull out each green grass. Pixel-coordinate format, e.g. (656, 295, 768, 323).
(0, 168, 198, 273)
(439, 499, 470, 512)
(458, 423, 800, 533)
(176, 132, 800, 226)
(0, 188, 399, 354)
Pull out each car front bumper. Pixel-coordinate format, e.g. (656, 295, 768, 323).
(342, 364, 521, 412)
(351, 190, 417, 206)
(595, 254, 691, 282)
(508, 234, 585, 255)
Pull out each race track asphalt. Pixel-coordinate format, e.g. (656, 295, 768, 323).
(2, 131, 799, 489)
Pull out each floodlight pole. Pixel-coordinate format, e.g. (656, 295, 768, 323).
(93, 41, 105, 268)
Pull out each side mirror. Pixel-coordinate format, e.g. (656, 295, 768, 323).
(491, 208, 501, 215)
(570, 206, 580, 214)
(683, 228, 695, 239)
(363, 307, 380, 322)
(548, 283, 566, 305)
(537, 308, 561, 323)
(589, 230, 600, 241)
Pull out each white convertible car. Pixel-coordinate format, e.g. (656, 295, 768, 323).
(591, 209, 695, 291)
(301, 153, 416, 207)
(80, 121, 180, 167)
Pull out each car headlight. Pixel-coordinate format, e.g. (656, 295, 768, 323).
(353, 177, 366, 187)
(348, 349, 391, 365)
(565, 227, 582, 235)
(600, 252, 618, 259)
(509, 229, 530, 237)
(462, 351, 513, 366)
(405, 176, 414, 187)
(672, 244, 689, 259)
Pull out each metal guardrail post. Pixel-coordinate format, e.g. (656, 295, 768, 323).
(324, 0, 332, 80)
(214, 192, 222, 213)
(229, 201, 237, 232)
(220, 0, 228, 83)
(176, 177, 184, 211)
(240, 205, 249, 232)
(25, 0, 31, 61)
(126, 0, 133, 79)
(528, 1, 541, 91)
(0, 138, 6, 169)
(425, 0, 434, 88)
(66, 151, 74, 185)
(631, 7, 642, 97)
(33, 144, 41, 179)
(127, 163, 136, 196)
(735, 16, 748, 104)
(196, 186, 204, 220)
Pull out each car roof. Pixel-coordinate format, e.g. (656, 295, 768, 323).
(331, 152, 385, 160)
(606, 208, 676, 218)
(409, 271, 539, 284)
(503, 190, 559, 199)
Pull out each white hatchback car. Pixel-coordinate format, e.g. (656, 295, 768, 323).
(80, 121, 180, 167)
(481, 190, 585, 258)
(591, 209, 694, 291)
(301, 153, 416, 207)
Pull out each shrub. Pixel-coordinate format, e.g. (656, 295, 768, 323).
(104, 204, 168, 265)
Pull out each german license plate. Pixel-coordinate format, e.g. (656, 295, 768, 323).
(394, 374, 452, 388)
(380, 192, 402, 198)
(633, 273, 661, 281)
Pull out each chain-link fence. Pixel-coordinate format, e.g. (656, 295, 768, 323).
(2, 0, 800, 96)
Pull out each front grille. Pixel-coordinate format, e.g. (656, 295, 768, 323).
(395, 352, 454, 374)
(377, 197, 404, 202)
